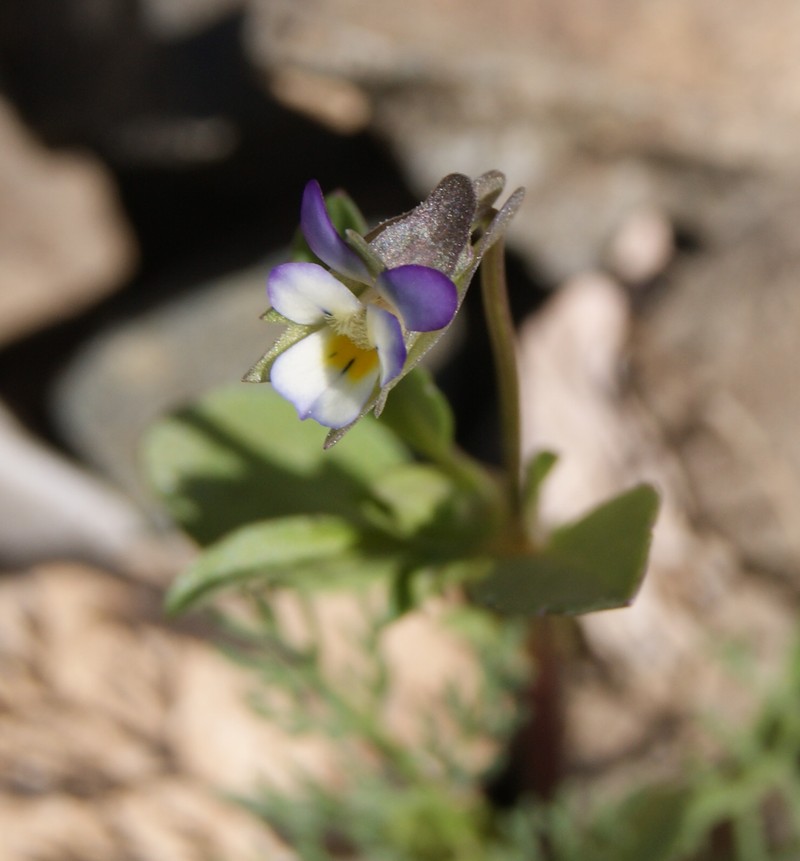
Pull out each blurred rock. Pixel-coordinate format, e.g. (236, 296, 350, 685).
(605, 207, 674, 285)
(634, 195, 800, 580)
(0, 401, 177, 576)
(140, 0, 245, 38)
(518, 274, 797, 792)
(268, 67, 372, 135)
(0, 563, 294, 860)
(0, 99, 136, 346)
(244, 0, 800, 278)
(0, 562, 497, 859)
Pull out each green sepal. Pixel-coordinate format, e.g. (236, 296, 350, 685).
(521, 450, 559, 543)
(471, 483, 660, 616)
(259, 308, 289, 323)
(325, 190, 368, 236)
(242, 320, 311, 383)
(345, 229, 387, 278)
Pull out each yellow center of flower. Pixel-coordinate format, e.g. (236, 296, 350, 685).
(325, 334, 379, 381)
(327, 307, 373, 350)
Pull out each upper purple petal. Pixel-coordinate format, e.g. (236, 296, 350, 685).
(301, 180, 371, 283)
(376, 265, 458, 332)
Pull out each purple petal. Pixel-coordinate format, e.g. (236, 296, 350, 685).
(301, 180, 370, 282)
(376, 265, 458, 332)
(366, 306, 406, 385)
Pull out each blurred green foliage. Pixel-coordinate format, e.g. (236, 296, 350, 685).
(143, 381, 658, 619)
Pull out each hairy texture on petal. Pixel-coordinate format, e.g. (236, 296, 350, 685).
(366, 305, 406, 385)
(270, 329, 379, 428)
(268, 262, 362, 324)
(367, 174, 476, 276)
(377, 265, 458, 332)
(301, 180, 371, 282)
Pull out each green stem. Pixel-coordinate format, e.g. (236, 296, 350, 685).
(480, 238, 522, 517)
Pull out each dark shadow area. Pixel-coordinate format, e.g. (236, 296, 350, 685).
(0, 6, 415, 444)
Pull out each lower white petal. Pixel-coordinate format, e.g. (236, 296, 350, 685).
(270, 328, 380, 429)
(307, 368, 379, 428)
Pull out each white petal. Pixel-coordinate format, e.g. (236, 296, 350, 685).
(270, 328, 380, 429)
(270, 329, 332, 415)
(268, 262, 362, 325)
(308, 367, 379, 428)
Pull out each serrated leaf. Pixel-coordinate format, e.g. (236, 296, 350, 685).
(471, 484, 660, 615)
(143, 385, 410, 545)
(166, 514, 374, 613)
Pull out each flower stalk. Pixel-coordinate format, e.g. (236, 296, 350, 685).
(480, 238, 523, 520)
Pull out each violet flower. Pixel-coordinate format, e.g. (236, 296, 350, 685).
(246, 172, 524, 441)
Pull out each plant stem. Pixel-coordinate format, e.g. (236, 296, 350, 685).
(480, 238, 523, 517)
(480, 238, 568, 806)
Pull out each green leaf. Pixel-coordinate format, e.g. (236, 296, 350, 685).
(377, 368, 455, 461)
(471, 484, 660, 615)
(367, 464, 458, 539)
(166, 514, 379, 614)
(143, 385, 410, 546)
(367, 462, 491, 560)
(521, 450, 558, 541)
(585, 785, 690, 861)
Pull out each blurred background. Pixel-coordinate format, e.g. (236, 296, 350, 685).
(3, 1, 800, 858)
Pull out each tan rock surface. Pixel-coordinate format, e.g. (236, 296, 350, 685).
(0, 563, 499, 859)
(518, 272, 798, 793)
(633, 195, 800, 581)
(243, 0, 800, 277)
(0, 564, 295, 860)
